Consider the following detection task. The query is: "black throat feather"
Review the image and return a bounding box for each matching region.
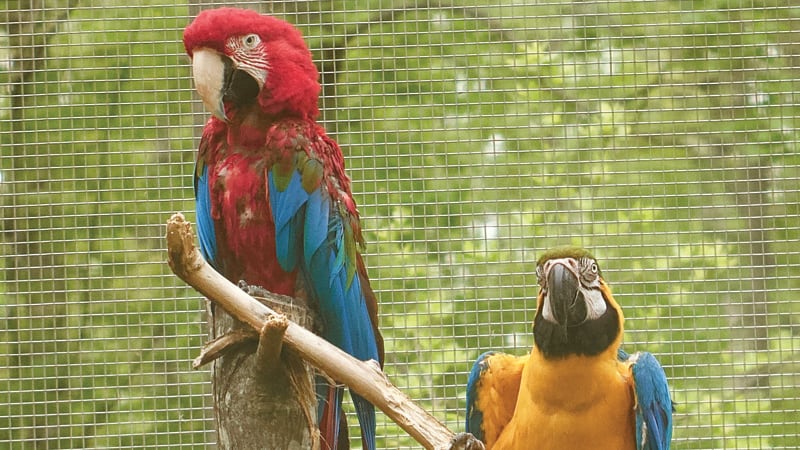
[222,57,260,107]
[533,305,620,359]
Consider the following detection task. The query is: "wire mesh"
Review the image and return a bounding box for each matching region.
[1,1,798,448]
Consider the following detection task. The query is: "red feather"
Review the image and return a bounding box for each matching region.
[185,9,383,449]
[184,7,320,119]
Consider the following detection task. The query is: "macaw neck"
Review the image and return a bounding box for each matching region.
[220,104,298,150]
[532,286,624,359]
[225,121,266,150]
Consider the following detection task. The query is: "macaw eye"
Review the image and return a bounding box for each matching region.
[579,257,598,274]
[243,34,260,49]
[577,257,599,284]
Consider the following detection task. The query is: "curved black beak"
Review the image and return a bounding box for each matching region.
[546,263,587,336]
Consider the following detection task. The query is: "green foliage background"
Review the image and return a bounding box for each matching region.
[2,1,798,448]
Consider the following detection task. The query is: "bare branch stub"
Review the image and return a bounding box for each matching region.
[256,314,290,378]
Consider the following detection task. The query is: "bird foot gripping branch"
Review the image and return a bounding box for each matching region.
[450,432,487,450]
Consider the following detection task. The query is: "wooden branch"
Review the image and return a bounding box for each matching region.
[166,213,483,450]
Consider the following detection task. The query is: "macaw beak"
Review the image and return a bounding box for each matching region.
[544,261,587,337]
[191,48,230,122]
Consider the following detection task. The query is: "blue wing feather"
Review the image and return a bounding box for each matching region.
[330,215,347,278]
[269,160,379,450]
[465,351,495,443]
[268,171,309,272]
[303,188,329,269]
[342,273,379,360]
[194,163,218,266]
[619,349,674,450]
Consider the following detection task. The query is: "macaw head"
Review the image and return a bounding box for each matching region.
[183,8,320,122]
[533,247,624,359]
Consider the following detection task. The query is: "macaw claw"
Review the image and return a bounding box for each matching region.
[449,432,486,450]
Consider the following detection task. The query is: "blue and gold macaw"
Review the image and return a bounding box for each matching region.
[465,247,673,449]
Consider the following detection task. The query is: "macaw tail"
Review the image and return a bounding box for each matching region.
[318,381,344,450]
[353,392,376,450]
[317,381,376,450]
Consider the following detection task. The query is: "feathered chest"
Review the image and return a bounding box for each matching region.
[197,117,360,298]
[210,149,268,226]
[498,353,636,450]
[203,143,295,295]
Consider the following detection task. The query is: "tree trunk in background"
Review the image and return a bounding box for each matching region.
[728,155,772,389]
[4,2,81,447]
[713,6,772,391]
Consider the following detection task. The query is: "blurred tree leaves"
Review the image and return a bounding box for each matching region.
[1,0,798,448]
[308,1,800,448]
[2,1,208,447]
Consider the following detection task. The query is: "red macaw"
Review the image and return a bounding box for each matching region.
[466,247,673,449]
[183,8,384,450]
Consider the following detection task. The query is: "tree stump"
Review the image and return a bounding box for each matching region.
[210,289,319,450]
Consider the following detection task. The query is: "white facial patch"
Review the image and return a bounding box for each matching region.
[582,286,607,320]
[542,291,559,324]
[539,257,608,325]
